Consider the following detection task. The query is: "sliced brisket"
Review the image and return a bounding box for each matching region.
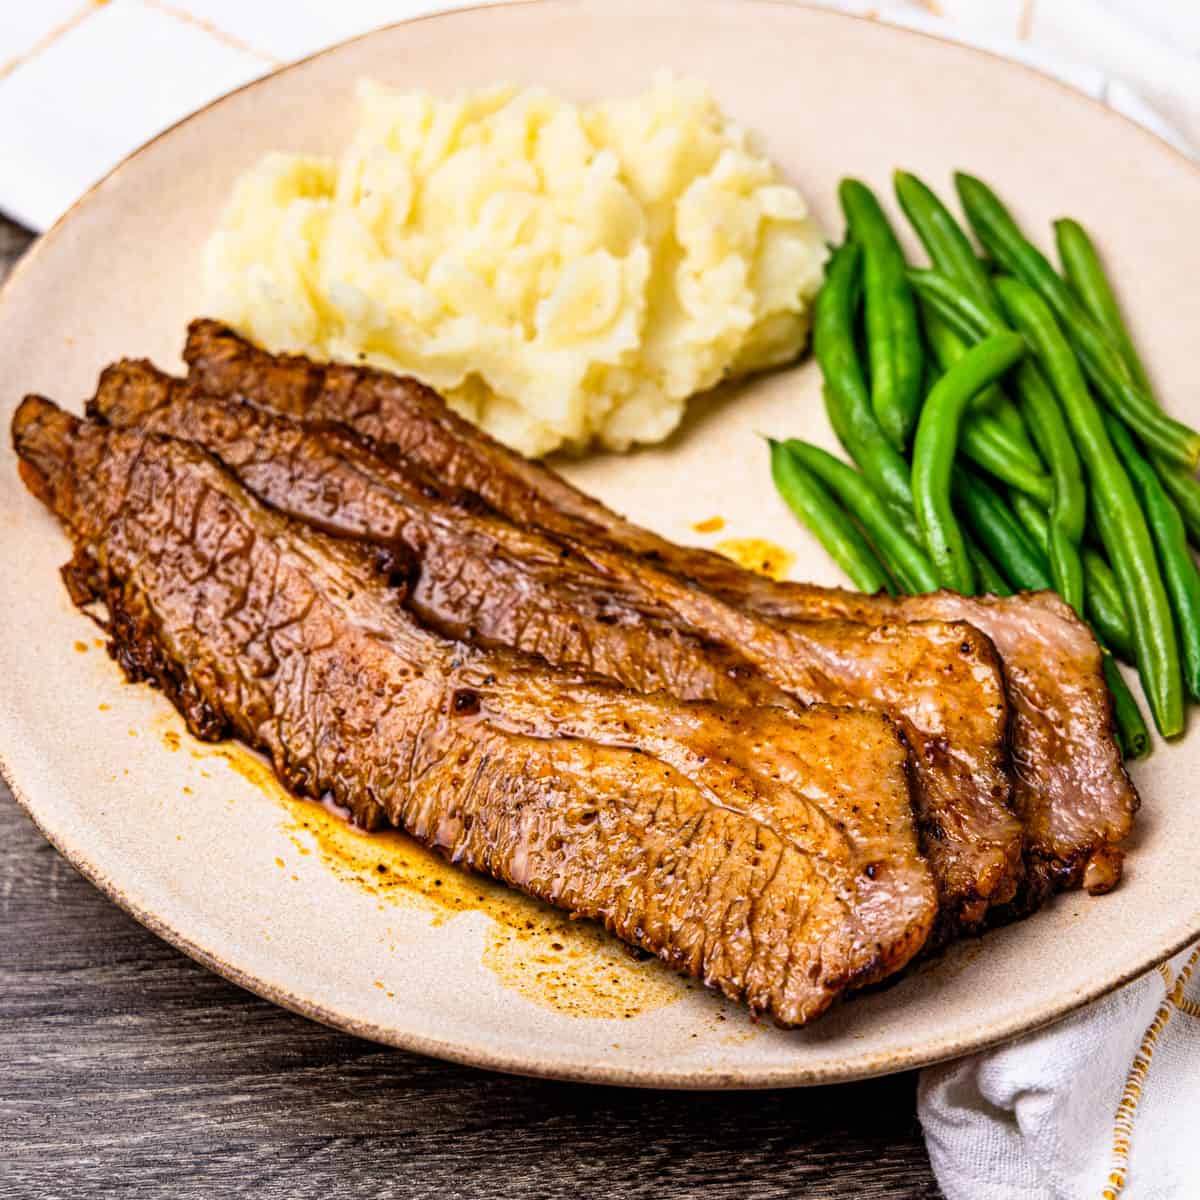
[94,359,1022,934]
[182,319,1136,900]
[13,396,938,1026]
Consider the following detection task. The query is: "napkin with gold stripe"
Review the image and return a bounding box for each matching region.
[921,945,1200,1199]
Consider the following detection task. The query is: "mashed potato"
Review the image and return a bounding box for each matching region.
[205,76,826,457]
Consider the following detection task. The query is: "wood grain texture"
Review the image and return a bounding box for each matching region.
[0,214,940,1200]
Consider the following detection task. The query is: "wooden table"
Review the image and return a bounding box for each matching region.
[0,215,940,1199]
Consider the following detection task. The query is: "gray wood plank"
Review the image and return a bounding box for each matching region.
[0,214,940,1199]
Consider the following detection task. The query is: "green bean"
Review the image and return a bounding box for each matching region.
[909,267,1008,344]
[917,276,1084,506]
[824,376,859,454]
[912,332,1026,592]
[923,309,1039,456]
[993,400,1035,448]
[815,243,916,512]
[1009,492,1131,655]
[961,416,1053,503]
[1106,415,1200,701]
[976,387,1037,451]
[823,386,1017,600]
[953,469,1053,592]
[782,440,940,594]
[822,389,925,552]
[823,372,1022,601]
[894,170,999,310]
[1054,217,1152,395]
[1005,493,1053,550]
[996,274,1183,737]
[1084,549,1135,662]
[1011,359,1087,612]
[1053,217,1200,529]
[1013,362,1085,540]
[1027,493,1083,613]
[769,439,894,594]
[955,173,1200,469]
[1091,563,1136,663]
[922,307,975,376]
[922,308,997,404]
[966,540,1013,596]
[954,173,1079,316]
[1104,655,1151,760]
[818,390,1021,601]
[993,399,1034,448]
[816,389,1016,600]
[839,179,924,449]
[813,242,868,404]
[1064,312,1199,468]
[921,354,940,398]
[1153,453,1200,545]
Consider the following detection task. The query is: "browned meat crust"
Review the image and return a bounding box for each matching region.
[13,396,938,1026]
[182,318,1136,901]
[94,359,1022,936]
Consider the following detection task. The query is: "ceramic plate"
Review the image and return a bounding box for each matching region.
[2,0,1199,1088]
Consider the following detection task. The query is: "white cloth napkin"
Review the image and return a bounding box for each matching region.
[922,945,1200,1200]
[2,3,1198,1198]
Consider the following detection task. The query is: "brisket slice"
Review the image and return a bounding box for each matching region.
[94,360,1021,936]
[90,362,794,711]
[183,318,1136,900]
[13,397,938,1026]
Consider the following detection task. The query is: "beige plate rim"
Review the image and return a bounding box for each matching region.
[2,0,1199,1089]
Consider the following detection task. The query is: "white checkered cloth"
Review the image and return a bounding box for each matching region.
[2,4,1198,1197]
